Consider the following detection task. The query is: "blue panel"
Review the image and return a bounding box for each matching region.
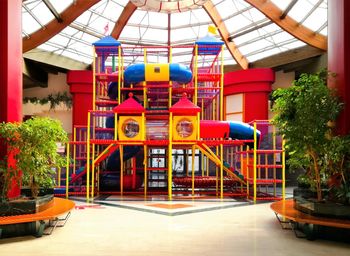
[195,35,224,55]
[93,36,121,46]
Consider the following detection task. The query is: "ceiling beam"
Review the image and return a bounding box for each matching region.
[203,0,249,69]
[224,45,325,72]
[23,0,101,53]
[280,0,298,20]
[23,49,90,71]
[244,0,327,51]
[111,1,137,39]
[42,0,63,23]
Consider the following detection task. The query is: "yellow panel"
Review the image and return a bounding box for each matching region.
[145,63,169,82]
[118,116,143,141]
[173,116,197,141]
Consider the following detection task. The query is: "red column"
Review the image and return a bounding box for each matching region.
[224,68,275,122]
[0,0,23,199]
[67,70,93,129]
[328,0,350,135]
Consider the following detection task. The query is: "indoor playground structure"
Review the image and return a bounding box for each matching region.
[58,34,285,202]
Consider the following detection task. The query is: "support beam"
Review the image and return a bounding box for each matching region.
[24,49,90,70]
[244,0,327,51]
[43,0,63,23]
[111,1,137,39]
[23,0,100,53]
[224,45,325,72]
[203,1,249,69]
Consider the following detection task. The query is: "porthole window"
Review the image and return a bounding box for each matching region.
[176,118,193,138]
[122,119,140,138]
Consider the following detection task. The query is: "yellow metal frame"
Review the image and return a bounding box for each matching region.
[173,116,198,141]
[118,116,144,141]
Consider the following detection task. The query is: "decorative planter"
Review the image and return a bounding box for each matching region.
[0,194,53,217]
[294,188,350,219]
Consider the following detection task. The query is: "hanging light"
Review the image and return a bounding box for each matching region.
[130,0,209,13]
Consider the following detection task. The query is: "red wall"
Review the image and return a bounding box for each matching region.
[224,68,275,123]
[67,70,93,129]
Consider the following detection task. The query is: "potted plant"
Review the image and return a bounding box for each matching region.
[0,117,68,203]
[272,70,350,217]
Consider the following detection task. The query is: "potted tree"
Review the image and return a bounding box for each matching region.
[0,117,68,216]
[272,70,350,218]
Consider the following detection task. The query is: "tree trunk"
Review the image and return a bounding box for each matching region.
[310,150,322,201]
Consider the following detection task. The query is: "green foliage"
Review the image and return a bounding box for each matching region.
[0,117,68,200]
[272,71,350,201]
[23,91,72,110]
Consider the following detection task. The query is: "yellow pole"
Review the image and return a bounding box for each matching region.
[143,48,147,108]
[212,99,216,120]
[282,139,286,200]
[92,47,96,110]
[91,144,95,199]
[120,145,124,196]
[194,44,198,105]
[141,113,145,141]
[253,122,257,203]
[58,167,61,188]
[118,46,121,104]
[201,151,204,177]
[192,145,195,196]
[220,45,224,121]
[169,47,173,108]
[144,145,148,197]
[114,113,118,140]
[86,112,91,202]
[168,112,173,200]
[246,145,250,198]
[65,143,70,199]
[206,156,209,176]
[73,127,77,174]
[220,144,224,199]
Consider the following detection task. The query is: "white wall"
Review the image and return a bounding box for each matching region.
[268,70,295,120]
[23,72,72,135]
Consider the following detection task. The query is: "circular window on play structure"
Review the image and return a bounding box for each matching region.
[176,118,193,138]
[122,119,140,138]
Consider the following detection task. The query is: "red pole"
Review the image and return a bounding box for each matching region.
[328,0,350,135]
[0,0,23,199]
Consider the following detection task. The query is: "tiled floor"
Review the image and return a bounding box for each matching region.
[1,195,350,256]
[91,195,249,216]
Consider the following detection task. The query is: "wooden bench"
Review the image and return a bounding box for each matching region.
[0,197,75,238]
[271,199,350,239]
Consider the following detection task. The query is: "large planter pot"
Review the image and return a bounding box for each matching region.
[0,194,54,238]
[293,188,350,219]
[0,194,53,217]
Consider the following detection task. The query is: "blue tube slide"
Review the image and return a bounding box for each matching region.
[123,63,192,84]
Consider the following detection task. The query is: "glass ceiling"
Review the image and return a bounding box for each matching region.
[22,0,328,66]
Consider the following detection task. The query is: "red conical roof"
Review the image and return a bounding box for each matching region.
[170,93,201,115]
[113,93,145,114]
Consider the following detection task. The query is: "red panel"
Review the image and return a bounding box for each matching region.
[244,93,269,123]
[0,0,22,199]
[200,120,230,138]
[328,0,350,135]
[67,71,93,128]
[224,68,275,88]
